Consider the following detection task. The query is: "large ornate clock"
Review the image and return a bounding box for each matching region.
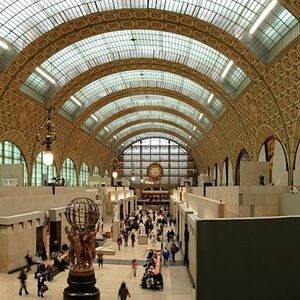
[147,162,164,180]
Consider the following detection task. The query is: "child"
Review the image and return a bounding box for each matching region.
[131,259,137,277]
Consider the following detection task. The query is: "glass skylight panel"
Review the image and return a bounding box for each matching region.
[62,100,78,115]
[0,1,297,63]
[107,122,193,147]
[91,94,210,130]
[24,29,246,97]
[83,117,96,130]
[96,110,200,142]
[71,70,222,118]
[25,72,51,95]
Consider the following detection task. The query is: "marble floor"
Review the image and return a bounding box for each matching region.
[0,227,195,300]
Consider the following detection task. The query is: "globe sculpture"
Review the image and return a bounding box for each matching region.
[63,197,100,300]
[65,197,100,231]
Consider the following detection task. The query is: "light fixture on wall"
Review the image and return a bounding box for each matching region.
[37,109,56,166]
[111,156,119,189]
[112,170,118,179]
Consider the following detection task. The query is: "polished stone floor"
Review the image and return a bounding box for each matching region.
[0,227,195,299]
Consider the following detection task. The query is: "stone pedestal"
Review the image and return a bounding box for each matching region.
[64,269,100,300]
[138,234,148,245]
[112,220,120,242]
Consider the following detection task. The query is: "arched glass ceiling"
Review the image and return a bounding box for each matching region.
[107,123,195,147]
[0,1,297,62]
[24,30,247,97]
[118,132,190,152]
[62,70,224,119]
[97,111,202,141]
[82,95,211,132]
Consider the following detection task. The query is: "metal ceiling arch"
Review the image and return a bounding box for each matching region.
[61,69,224,122]
[92,106,207,144]
[24,29,247,99]
[80,106,228,171]
[105,121,199,147]
[101,119,199,146]
[73,88,218,130]
[0,9,266,98]
[65,105,210,165]
[111,128,193,152]
[53,58,232,111]
[1,1,295,59]
[97,111,202,142]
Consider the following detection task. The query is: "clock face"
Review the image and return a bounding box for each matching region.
[147,163,164,180]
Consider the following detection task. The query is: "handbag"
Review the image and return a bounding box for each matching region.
[40,285,48,293]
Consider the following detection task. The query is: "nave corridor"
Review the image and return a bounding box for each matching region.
[0,224,194,300]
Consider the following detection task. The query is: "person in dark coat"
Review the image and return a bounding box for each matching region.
[36,264,47,297]
[18,268,29,296]
[131,232,136,247]
[170,242,179,262]
[118,281,131,300]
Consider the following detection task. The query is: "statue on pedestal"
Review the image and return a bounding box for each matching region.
[63,197,100,300]
[139,222,145,235]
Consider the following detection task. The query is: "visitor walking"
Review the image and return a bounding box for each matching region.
[131,231,136,247]
[162,247,170,266]
[170,242,179,262]
[24,250,33,273]
[131,259,137,277]
[123,231,129,247]
[118,282,131,300]
[97,251,103,268]
[36,264,47,298]
[18,268,29,296]
[117,235,123,251]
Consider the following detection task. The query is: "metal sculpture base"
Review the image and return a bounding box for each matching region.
[64,269,100,300]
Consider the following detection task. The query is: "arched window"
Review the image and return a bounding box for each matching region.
[79,162,89,186]
[222,157,233,186]
[104,169,109,177]
[0,140,28,185]
[258,137,288,184]
[93,166,100,176]
[235,149,250,185]
[61,158,77,186]
[120,138,195,186]
[32,151,57,186]
[213,163,219,186]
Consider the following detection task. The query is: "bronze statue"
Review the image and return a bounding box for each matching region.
[64,197,101,300]
[64,226,75,265]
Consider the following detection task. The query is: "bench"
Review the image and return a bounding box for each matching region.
[154,250,161,275]
[44,251,68,277]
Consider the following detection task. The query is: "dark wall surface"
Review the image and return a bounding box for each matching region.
[196,217,300,300]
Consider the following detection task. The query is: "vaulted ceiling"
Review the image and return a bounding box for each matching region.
[0,1,300,176]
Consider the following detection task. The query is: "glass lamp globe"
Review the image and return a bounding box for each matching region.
[43,150,54,166]
[112,171,118,179]
[140,178,144,183]
[131,176,136,181]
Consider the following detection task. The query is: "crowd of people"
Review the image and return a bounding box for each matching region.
[17,205,179,298]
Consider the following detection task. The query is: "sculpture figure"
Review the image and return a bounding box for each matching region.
[63,197,101,300]
[139,222,145,235]
[83,224,100,267]
[64,226,75,265]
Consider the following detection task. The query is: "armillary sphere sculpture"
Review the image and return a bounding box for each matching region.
[63,197,100,300]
